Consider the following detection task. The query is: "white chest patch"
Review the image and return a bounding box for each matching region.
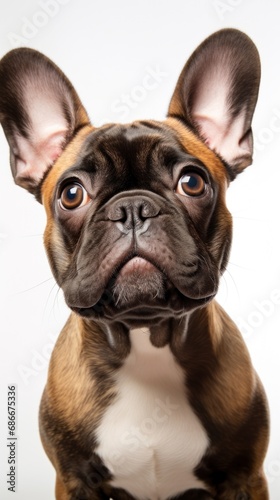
[95,328,209,500]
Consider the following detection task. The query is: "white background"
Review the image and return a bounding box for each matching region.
[0,0,280,498]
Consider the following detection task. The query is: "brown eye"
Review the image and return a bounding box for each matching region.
[59,182,89,210]
[176,172,206,197]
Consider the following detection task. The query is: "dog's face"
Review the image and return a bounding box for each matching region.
[0,29,260,327]
[43,121,230,324]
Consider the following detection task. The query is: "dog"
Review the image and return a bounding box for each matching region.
[0,28,269,500]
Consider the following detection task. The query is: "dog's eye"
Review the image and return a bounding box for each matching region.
[176,172,206,197]
[59,182,90,210]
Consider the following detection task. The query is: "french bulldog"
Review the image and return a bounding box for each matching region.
[0,28,269,500]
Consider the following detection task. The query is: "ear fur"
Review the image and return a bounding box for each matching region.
[0,48,90,195]
[168,29,261,177]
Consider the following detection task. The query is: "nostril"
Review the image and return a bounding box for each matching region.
[140,201,160,220]
[108,205,127,222]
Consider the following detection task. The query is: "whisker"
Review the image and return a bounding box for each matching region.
[13,276,55,296]
[220,267,240,301]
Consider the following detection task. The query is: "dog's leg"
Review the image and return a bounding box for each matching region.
[55,477,105,500]
[215,471,269,500]
[55,477,112,500]
[55,476,69,500]
[245,471,269,500]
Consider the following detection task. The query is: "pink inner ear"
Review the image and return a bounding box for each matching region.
[192,69,230,129]
[191,68,252,166]
[14,128,67,184]
[194,112,251,166]
[14,88,70,184]
[37,129,68,161]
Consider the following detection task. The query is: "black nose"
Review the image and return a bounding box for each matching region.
[107,195,160,233]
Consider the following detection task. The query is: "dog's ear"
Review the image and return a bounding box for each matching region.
[0,48,90,195]
[168,29,261,177]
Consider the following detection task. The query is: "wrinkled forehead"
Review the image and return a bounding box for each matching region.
[41,119,229,207]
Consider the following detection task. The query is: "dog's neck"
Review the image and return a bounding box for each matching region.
[79,302,222,366]
[103,314,189,359]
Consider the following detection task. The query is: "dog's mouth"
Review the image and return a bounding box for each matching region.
[71,254,216,321]
[116,256,159,278]
[72,254,167,315]
[111,255,167,304]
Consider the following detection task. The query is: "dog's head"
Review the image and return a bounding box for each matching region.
[0,29,260,326]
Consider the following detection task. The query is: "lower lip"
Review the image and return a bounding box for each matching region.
[118,257,158,277]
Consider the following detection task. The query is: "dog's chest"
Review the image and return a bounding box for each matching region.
[95,328,209,500]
